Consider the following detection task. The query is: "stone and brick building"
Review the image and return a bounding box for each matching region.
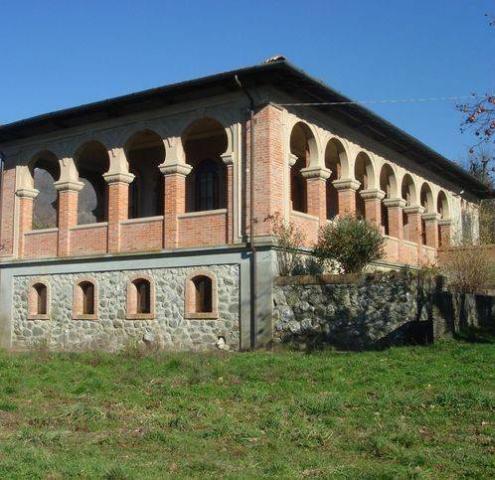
[0,58,491,351]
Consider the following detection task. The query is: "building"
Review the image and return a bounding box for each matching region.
[0,58,491,351]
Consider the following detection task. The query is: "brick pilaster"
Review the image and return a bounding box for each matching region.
[403,206,424,244]
[54,181,84,257]
[422,212,440,248]
[160,163,192,249]
[333,178,360,216]
[15,188,38,258]
[383,198,407,239]
[301,166,331,223]
[360,188,385,227]
[221,153,234,244]
[103,172,134,253]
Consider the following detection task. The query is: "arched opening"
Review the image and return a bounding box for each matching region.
[437,191,450,247]
[379,164,397,236]
[420,183,434,245]
[401,174,417,241]
[354,152,374,219]
[437,191,449,220]
[30,151,60,230]
[185,272,218,319]
[125,130,165,219]
[79,281,95,316]
[34,283,47,315]
[134,279,151,315]
[30,282,48,317]
[75,141,110,225]
[193,275,213,313]
[290,122,317,214]
[325,138,346,219]
[183,118,228,213]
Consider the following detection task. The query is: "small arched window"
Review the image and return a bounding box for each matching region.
[185,273,218,319]
[127,276,155,319]
[81,282,95,315]
[73,279,98,320]
[28,282,50,319]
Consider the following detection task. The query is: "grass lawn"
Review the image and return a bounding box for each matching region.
[0,341,494,479]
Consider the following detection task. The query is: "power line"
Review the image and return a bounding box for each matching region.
[277,95,474,107]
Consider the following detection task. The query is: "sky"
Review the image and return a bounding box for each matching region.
[0,0,493,165]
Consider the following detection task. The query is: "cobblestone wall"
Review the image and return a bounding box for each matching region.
[272,272,495,350]
[12,265,240,352]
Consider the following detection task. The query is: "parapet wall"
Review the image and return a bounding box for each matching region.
[272,272,495,350]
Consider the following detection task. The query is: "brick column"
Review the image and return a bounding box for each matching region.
[221,153,234,244]
[383,198,406,239]
[300,166,331,222]
[332,179,360,216]
[422,212,440,248]
[15,188,39,258]
[54,181,84,257]
[403,206,424,244]
[359,188,385,227]
[160,163,192,249]
[438,219,452,247]
[103,172,134,253]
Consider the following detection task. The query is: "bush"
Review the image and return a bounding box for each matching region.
[441,243,493,292]
[266,213,306,276]
[314,216,384,273]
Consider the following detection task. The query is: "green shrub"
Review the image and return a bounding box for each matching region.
[314,216,384,273]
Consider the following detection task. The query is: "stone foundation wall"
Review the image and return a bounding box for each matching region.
[273,273,495,350]
[12,264,240,352]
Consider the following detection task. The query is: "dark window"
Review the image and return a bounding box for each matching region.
[421,219,427,245]
[194,159,221,211]
[134,279,151,314]
[33,283,47,315]
[193,276,212,313]
[381,203,389,235]
[290,159,307,213]
[80,282,95,315]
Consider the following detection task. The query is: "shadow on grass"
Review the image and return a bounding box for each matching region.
[454,327,495,344]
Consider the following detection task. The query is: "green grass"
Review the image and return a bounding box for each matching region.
[0,341,494,479]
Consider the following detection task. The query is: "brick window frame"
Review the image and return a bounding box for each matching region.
[184,271,218,320]
[27,279,51,320]
[126,274,155,320]
[73,277,98,320]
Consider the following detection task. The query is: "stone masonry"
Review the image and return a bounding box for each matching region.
[12,265,239,352]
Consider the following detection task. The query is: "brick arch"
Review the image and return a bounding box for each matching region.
[379,163,398,199]
[401,173,418,206]
[420,182,434,213]
[27,278,51,320]
[126,273,155,320]
[184,270,218,320]
[73,277,98,320]
[28,150,61,230]
[437,190,450,219]
[181,117,229,213]
[73,140,110,225]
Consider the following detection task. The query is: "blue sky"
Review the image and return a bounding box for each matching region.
[1,0,493,165]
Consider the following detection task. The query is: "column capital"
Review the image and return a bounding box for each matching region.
[54,180,84,192]
[220,152,234,166]
[288,153,298,167]
[360,188,385,200]
[16,188,39,199]
[103,172,135,184]
[300,166,331,180]
[422,212,441,222]
[403,205,425,215]
[159,162,192,177]
[383,197,407,208]
[438,218,452,226]
[332,178,360,191]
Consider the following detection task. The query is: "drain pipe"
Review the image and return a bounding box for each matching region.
[234,75,257,350]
